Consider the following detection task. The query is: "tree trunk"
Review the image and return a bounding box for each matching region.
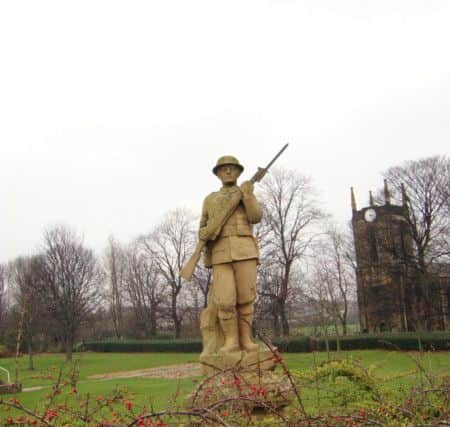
[281,314,290,337]
[27,341,34,370]
[279,300,290,337]
[333,322,341,352]
[272,311,280,337]
[341,319,347,335]
[322,324,330,361]
[174,317,181,339]
[150,304,157,336]
[112,307,121,339]
[171,287,182,338]
[65,339,73,362]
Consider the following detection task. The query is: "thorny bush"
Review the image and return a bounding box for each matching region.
[0,348,449,426]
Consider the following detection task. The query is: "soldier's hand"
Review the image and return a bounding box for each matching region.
[199,227,210,241]
[240,180,254,196]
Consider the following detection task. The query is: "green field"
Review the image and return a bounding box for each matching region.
[0,350,449,424]
[0,353,196,412]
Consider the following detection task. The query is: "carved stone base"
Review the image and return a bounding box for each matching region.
[186,368,294,411]
[194,284,294,412]
[199,345,277,376]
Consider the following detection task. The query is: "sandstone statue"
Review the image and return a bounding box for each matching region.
[200,155,262,354]
[184,146,294,411]
[181,146,288,361]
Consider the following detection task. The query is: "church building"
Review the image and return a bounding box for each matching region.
[351,181,449,332]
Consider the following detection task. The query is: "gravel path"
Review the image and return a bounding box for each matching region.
[88,362,201,380]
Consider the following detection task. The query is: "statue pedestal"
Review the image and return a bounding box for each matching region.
[199,345,276,376]
[188,346,294,412]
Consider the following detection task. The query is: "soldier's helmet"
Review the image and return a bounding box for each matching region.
[212,155,244,175]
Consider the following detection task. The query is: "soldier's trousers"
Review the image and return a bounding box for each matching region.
[211,259,257,310]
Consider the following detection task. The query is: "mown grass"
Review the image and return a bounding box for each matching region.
[0,350,448,420]
[285,350,450,413]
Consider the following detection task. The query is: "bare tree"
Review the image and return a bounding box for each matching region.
[304,263,335,356]
[257,168,324,336]
[38,226,102,361]
[191,265,212,309]
[122,240,165,337]
[307,226,356,337]
[327,226,355,335]
[255,259,283,336]
[182,275,208,337]
[142,209,196,338]
[104,236,126,338]
[8,256,51,369]
[179,257,211,338]
[0,263,7,339]
[381,155,450,272]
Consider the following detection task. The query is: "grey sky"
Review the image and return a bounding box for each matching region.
[1,0,449,263]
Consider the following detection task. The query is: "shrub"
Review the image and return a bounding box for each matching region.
[80,332,449,353]
[316,331,450,352]
[271,336,312,352]
[153,333,176,340]
[81,339,202,353]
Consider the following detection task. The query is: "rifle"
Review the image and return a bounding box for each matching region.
[179,143,289,281]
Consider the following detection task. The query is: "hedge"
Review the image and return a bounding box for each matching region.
[315,332,450,352]
[80,339,202,353]
[80,332,449,353]
[271,336,312,353]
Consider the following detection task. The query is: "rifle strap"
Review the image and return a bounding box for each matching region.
[207,190,242,241]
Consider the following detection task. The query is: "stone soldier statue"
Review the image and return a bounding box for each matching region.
[199,156,262,353]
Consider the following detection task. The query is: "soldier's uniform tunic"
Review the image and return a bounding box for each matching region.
[200,185,262,310]
[198,155,262,354]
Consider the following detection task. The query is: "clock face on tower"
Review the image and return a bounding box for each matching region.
[364,208,377,222]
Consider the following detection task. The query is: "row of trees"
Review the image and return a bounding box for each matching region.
[103,169,334,341]
[381,155,449,274]
[1,228,102,364]
[0,156,448,363]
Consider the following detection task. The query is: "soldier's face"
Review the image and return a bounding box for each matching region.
[216,164,241,185]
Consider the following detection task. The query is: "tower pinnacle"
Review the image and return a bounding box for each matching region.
[384,179,391,205]
[351,187,357,211]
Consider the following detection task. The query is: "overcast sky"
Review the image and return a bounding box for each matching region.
[1,0,449,263]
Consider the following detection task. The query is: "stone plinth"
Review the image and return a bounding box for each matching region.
[187,368,294,411]
[189,344,294,412]
[199,345,276,376]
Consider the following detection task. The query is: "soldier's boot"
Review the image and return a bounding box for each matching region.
[218,308,240,353]
[238,303,259,352]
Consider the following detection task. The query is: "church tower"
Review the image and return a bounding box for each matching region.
[351,181,416,332]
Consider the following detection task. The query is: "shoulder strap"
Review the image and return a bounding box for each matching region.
[207,191,242,240]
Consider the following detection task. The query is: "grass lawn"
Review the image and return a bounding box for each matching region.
[0,352,196,385]
[284,350,450,414]
[0,352,196,411]
[0,350,448,422]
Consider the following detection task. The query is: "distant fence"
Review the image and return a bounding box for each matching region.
[80,331,450,353]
